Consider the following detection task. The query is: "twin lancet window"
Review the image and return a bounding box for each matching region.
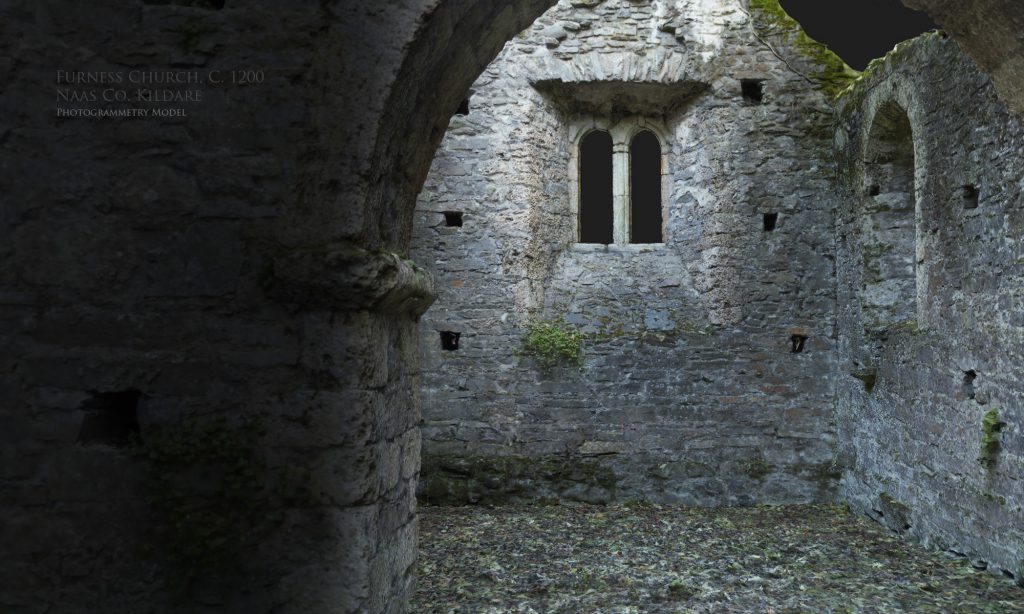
[579,128,663,244]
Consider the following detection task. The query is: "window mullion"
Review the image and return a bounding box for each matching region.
[612,142,630,245]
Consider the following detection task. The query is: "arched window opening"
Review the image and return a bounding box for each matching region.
[861,101,916,337]
[630,130,662,244]
[579,130,614,244]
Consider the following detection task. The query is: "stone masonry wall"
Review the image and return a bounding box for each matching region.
[412,0,846,507]
[835,33,1024,583]
[2,0,566,609]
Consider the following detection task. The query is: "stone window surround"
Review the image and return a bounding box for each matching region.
[857,95,929,333]
[569,116,671,246]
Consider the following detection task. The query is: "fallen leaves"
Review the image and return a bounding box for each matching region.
[412,503,1023,613]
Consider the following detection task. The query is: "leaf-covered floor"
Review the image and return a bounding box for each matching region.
[412,503,1024,613]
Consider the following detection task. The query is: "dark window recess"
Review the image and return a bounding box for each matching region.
[741,79,765,104]
[962,184,979,209]
[77,390,142,446]
[579,130,614,244]
[440,331,461,351]
[630,130,663,243]
[763,212,778,232]
[455,98,470,116]
[443,211,463,227]
[790,334,808,353]
[868,184,881,196]
[962,369,977,400]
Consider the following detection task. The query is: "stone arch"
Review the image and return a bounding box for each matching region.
[854,79,933,351]
[348,9,1024,610]
[152,0,1024,609]
[355,0,561,250]
[858,98,919,337]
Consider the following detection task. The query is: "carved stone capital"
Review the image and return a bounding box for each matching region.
[271,242,436,316]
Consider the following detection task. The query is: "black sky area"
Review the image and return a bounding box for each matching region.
[779,0,938,71]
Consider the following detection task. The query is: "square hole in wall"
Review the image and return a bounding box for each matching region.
[77,390,142,446]
[440,331,461,351]
[868,184,880,196]
[741,79,765,104]
[962,369,977,400]
[442,211,463,227]
[763,212,778,232]
[962,184,979,209]
[790,334,808,353]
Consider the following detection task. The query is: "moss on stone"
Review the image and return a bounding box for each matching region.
[748,0,860,99]
[836,31,942,103]
[420,454,618,505]
[852,368,878,393]
[877,492,913,533]
[794,461,843,488]
[979,408,1004,469]
[675,316,716,336]
[743,458,775,480]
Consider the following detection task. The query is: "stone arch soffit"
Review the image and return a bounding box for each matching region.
[859,87,929,205]
[571,122,615,147]
[901,0,1024,119]
[625,122,669,152]
[363,0,558,249]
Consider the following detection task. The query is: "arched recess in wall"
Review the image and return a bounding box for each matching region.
[630,129,663,244]
[579,129,614,244]
[860,100,917,341]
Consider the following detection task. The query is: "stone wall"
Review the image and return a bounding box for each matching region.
[412,0,847,507]
[2,0,568,609]
[835,33,1024,583]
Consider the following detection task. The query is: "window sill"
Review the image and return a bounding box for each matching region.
[571,243,667,253]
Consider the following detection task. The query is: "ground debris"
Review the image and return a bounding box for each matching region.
[412,503,1023,613]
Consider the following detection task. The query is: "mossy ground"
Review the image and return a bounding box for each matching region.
[413,503,1023,612]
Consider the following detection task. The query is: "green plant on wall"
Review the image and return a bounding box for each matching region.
[521,319,584,372]
[978,408,1005,469]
